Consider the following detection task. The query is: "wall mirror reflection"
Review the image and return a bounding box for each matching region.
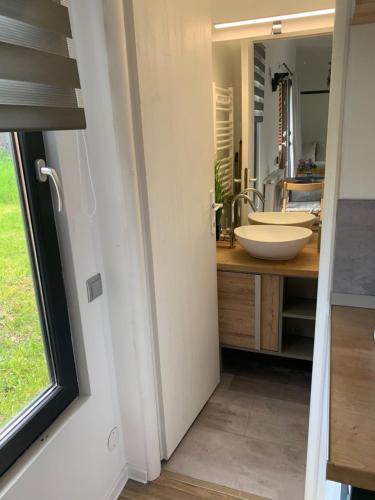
[213,34,332,237]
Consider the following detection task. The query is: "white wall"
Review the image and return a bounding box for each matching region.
[0,14,127,500]
[212,40,242,157]
[297,45,332,90]
[297,45,332,158]
[339,23,375,199]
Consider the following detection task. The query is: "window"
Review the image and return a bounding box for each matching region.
[0,131,78,476]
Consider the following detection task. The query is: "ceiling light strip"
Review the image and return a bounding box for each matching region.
[214,9,335,30]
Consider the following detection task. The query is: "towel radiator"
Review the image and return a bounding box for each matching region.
[213,82,234,196]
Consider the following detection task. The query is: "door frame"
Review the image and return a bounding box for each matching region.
[214,6,352,499]
[212,7,352,499]
[237,5,351,499]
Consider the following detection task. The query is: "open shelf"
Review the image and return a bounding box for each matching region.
[282,335,314,361]
[283,297,316,320]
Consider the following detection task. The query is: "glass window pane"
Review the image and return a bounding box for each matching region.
[0,132,52,432]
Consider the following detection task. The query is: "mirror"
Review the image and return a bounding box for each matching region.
[213,34,332,230]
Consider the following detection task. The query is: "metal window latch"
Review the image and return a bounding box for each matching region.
[35,159,63,212]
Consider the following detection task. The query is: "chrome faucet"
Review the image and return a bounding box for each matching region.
[241,187,265,211]
[230,193,255,247]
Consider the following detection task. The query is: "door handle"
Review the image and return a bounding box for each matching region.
[35,159,63,212]
[244,168,248,204]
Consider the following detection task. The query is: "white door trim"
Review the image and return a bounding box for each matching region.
[304,2,352,499]
[100,0,163,481]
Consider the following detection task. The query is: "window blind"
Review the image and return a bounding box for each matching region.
[0,0,85,131]
[254,43,265,124]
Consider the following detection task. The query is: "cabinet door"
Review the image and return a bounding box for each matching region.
[217,271,257,349]
[261,275,282,352]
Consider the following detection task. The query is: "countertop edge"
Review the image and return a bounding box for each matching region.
[216,233,319,279]
[331,292,375,310]
[216,262,318,279]
[328,306,375,491]
[327,462,375,492]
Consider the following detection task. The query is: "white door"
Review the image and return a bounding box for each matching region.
[132,0,220,458]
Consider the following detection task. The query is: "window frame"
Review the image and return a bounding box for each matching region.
[0,131,78,477]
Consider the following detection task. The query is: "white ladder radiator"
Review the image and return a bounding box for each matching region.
[213,82,234,196]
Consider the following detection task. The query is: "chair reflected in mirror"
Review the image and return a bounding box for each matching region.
[282,180,324,222]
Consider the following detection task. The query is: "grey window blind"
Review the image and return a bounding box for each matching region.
[254,43,265,123]
[0,0,86,131]
[253,44,265,184]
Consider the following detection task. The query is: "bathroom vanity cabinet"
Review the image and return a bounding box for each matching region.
[217,272,282,352]
[216,234,319,361]
[217,271,258,350]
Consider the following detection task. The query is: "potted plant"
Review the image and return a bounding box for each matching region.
[214,159,225,240]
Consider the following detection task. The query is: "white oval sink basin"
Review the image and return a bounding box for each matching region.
[234,225,312,260]
[248,211,316,228]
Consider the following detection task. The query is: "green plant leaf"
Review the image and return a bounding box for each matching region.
[214,159,226,205]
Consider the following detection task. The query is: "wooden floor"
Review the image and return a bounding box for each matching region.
[120,471,268,499]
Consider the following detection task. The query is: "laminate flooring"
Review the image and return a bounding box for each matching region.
[164,353,311,500]
[120,471,268,499]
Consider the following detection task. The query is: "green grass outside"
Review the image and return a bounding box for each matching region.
[0,147,50,429]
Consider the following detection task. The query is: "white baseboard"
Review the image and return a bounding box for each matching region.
[127,464,148,484]
[105,467,129,500]
[104,463,148,499]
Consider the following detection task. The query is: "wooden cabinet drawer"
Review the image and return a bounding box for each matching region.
[217,271,257,349]
[217,271,282,353]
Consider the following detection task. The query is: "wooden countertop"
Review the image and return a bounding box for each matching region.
[328,306,375,490]
[216,233,319,278]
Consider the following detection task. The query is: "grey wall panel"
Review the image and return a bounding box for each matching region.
[332,199,375,296]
